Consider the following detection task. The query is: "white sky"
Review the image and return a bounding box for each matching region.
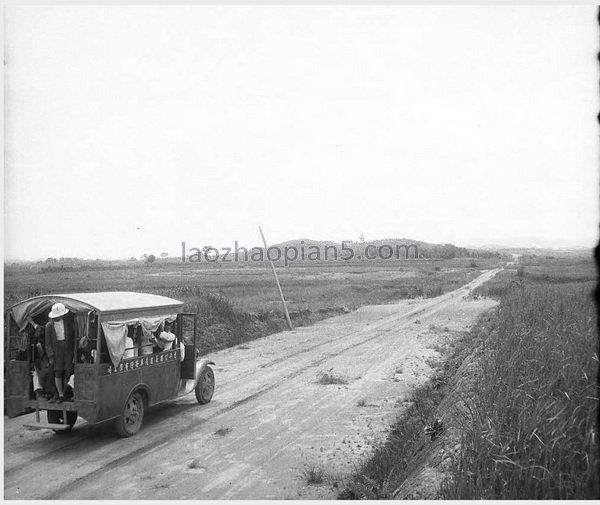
[4,5,599,260]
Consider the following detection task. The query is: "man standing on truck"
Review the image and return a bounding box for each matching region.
[45,303,75,403]
[26,318,56,400]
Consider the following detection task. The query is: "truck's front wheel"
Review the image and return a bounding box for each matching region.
[195,366,215,404]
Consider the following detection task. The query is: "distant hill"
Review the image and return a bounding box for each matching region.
[269,238,501,261]
[271,238,341,249]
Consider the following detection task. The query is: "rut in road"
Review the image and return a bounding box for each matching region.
[4,269,500,500]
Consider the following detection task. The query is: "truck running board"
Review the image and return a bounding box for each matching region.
[23,422,71,431]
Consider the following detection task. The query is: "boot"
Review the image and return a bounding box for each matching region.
[48,393,59,403]
[34,389,44,401]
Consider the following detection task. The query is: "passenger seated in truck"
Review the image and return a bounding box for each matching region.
[157,330,175,351]
[150,322,176,352]
[76,334,94,363]
[123,325,138,359]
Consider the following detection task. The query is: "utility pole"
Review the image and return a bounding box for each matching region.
[259,226,293,330]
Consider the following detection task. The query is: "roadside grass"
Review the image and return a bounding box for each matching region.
[441,277,599,499]
[339,255,598,500]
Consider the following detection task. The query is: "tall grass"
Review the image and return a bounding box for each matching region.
[442,281,599,499]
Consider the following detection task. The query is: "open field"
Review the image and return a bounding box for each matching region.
[4,258,503,311]
[341,253,599,499]
[5,258,502,354]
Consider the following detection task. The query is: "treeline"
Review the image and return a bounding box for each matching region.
[22,241,502,273]
[418,244,500,259]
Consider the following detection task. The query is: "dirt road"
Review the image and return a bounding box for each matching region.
[3,269,500,499]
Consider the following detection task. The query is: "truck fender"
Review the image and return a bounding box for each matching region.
[178,359,215,397]
[194,359,216,385]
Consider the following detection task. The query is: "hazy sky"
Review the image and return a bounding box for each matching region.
[4,6,598,260]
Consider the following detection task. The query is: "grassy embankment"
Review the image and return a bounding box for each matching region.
[4,258,496,355]
[340,255,599,499]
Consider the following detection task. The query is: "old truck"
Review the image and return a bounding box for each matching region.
[4,291,215,437]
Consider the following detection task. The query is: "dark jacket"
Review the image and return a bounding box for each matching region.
[31,325,50,370]
[45,317,75,365]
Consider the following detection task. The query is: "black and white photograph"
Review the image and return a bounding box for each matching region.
[3,4,599,500]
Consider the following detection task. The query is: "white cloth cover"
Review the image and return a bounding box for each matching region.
[101,322,129,367]
[101,314,177,367]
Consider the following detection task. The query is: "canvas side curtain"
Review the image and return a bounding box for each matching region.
[101,314,177,367]
[10,298,94,331]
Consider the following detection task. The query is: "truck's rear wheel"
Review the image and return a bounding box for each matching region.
[47,410,78,432]
[115,391,144,437]
[195,366,215,404]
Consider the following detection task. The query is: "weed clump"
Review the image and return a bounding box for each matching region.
[317,369,348,385]
[301,464,326,485]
